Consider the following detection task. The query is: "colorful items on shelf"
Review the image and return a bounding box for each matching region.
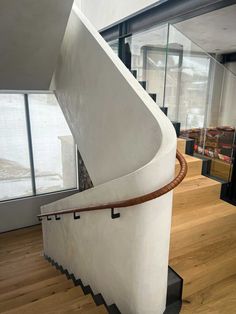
[180,126,235,163]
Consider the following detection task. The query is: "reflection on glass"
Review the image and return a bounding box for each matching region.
[28,94,77,194]
[108,39,119,55]
[166,25,236,182]
[0,94,33,200]
[125,24,169,107]
[166,25,211,127]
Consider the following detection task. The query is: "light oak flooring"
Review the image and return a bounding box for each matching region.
[172,140,236,313]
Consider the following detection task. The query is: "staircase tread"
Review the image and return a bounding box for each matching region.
[63,304,108,314]
[46,295,101,314]
[2,286,84,314]
[170,209,236,260]
[0,279,74,312]
[0,262,52,281]
[175,154,201,164]
[0,267,60,294]
[172,200,236,231]
[0,274,68,303]
[175,175,220,193]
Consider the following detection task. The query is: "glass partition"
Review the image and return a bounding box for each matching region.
[125,24,169,107]
[108,23,236,183]
[165,25,211,126]
[166,25,236,182]
[108,39,119,55]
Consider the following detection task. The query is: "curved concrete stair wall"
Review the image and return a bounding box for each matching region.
[42,3,177,314]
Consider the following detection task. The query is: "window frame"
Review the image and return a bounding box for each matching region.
[0,91,79,203]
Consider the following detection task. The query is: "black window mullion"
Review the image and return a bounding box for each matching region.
[24,94,37,196]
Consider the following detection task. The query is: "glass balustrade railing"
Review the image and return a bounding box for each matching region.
[167,25,236,183]
[110,23,236,184]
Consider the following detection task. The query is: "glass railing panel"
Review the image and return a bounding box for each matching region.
[166,24,236,182]
[108,39,119,55]
[125,24,169,107]
[165,25,211,128]
[205,62,236,182]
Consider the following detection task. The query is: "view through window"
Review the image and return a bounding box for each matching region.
[0,93,77,201]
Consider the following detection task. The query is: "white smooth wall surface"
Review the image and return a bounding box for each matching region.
[0,0,73,90]
[45,5,177,313]
[76,0,162,30]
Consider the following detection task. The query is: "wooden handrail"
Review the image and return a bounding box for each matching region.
[38,150,187,219]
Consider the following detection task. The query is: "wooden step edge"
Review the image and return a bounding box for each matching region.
[1,286,85,314]
[0,279,75,313]
[0,274,69,303]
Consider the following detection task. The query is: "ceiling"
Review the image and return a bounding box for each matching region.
[175,4,236,54]
[0,0,73,90]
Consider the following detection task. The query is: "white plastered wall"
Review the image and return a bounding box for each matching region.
[44,5,177,314]
[76,0,162,30]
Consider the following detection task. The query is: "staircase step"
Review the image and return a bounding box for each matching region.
[0,252,43,267]
[2,286,84,314]
[175,154,202,178]
[0,246,43,262]
[0,260,50,281]
[174,175,221,211]
[0,274,68,303]
[172,200,236,231]
[0,267,60,294]
[46,295,105,313]
[177,138,186,154]
[65,304,108,313]
[170,203,236,260]
[0,278,74,312]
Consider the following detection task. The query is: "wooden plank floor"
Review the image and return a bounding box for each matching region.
[0,226,107,314]
[173,140,236,313]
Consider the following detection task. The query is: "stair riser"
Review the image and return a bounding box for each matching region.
[175,161,202,178]
[174,185,221,212]
[177,141,186,154]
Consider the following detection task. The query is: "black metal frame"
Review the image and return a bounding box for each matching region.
[100,0,236,41]
[24,94,37,195]
[0,93,79,203]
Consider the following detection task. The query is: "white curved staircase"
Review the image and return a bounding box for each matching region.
[41,4,177,314]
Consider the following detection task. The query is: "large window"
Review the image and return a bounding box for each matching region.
[0,95,32,200]
[0,93,77,201]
